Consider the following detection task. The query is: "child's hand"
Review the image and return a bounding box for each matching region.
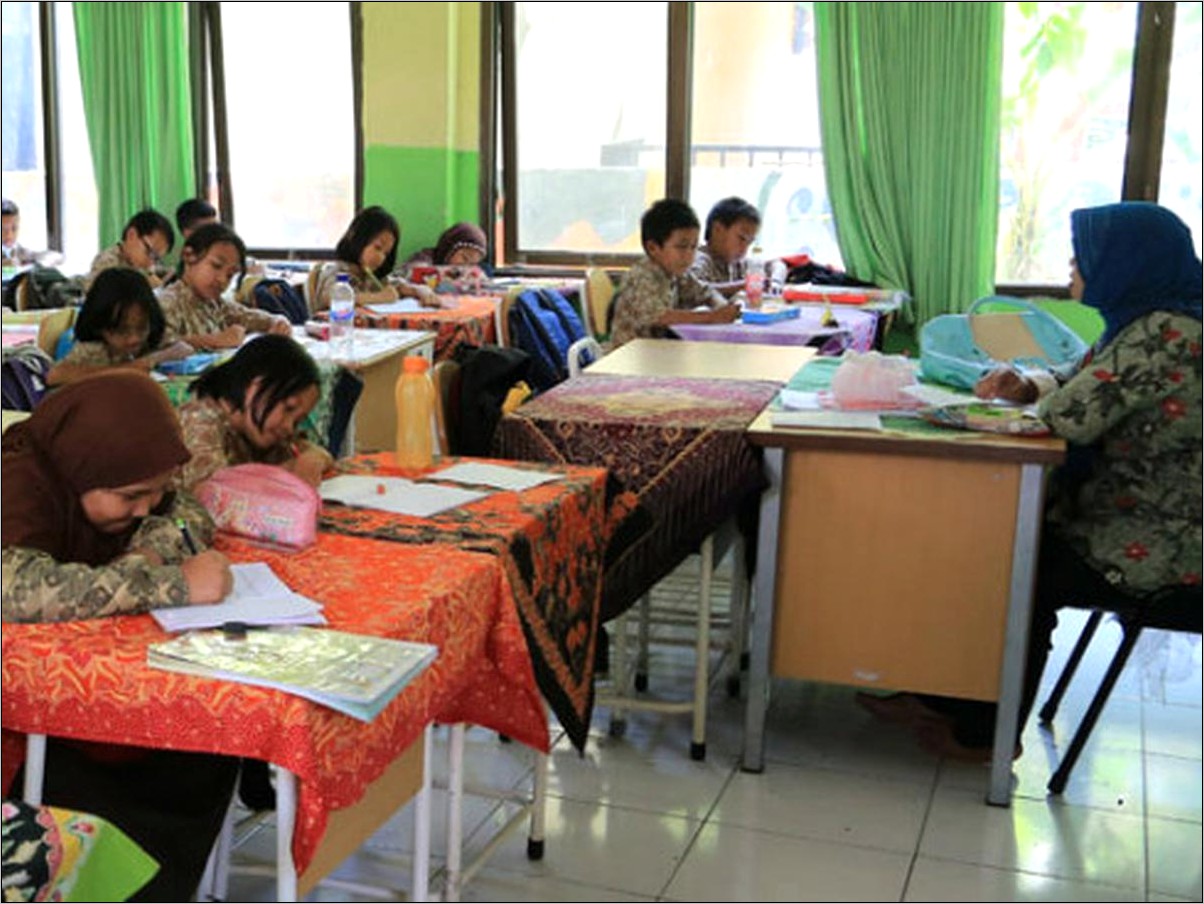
[268,315,293,336]
[209,325,246,348]
[712,303,741,324]
[181,550,233,604]
[414,285,441,308]
[285,447,332,487]
[155,341,195,363]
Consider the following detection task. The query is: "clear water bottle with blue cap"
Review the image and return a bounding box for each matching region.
[330,273,355,359]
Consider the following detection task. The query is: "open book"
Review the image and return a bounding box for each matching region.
[148,627,438,722]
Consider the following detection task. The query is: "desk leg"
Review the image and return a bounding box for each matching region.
[444,724,465,903]
[22,733,47,805]
[988,462,1044,806]
[413,726,433,903]
[742,447,784,772]
[276,768,299,902]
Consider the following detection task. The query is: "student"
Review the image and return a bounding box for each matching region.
[312,206,438,311]
[1,371,239,901]
[175,198,219,241]
[608,198,740,349]
[86,208,174,290]
[46,268,192,386]
[408,221,489,267]
[1,198,37,266]
[859,202,1203,761]
[158,223,291,349]
[690,196,785,298]
[176,333,333,491]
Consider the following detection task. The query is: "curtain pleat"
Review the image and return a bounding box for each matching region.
[74,2,195,246]
[815,2,1004,324]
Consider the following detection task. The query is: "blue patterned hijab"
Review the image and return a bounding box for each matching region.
[1071,202,1202,347]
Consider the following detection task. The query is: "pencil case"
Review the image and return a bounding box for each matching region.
[157,352,221,375]
[194,463,320,550]
[742,305,801,325]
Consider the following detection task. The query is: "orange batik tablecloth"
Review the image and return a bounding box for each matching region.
[353,296,498,362]
[2,537,539,876]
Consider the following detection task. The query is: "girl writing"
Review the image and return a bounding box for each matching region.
[312,206,438,310]
[159,223,292,350]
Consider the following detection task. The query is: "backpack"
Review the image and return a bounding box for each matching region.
[506,288,588,393]
[453,343,532,456]
[2,265,86,311]
[1,345,54,411]
[247,277,309,324]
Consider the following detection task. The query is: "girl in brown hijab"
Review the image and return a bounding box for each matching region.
[2,372,241,901]
[2,371,231,621]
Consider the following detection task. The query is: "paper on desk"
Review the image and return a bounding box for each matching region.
[900,383,978,408]
[770,410,882,431]
[426,462,563,491]
[320,474,488,518]
[778,389,823,411]
[366,299,425,314]
[152,563,326,632]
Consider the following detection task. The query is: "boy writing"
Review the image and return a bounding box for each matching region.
[608,198,740,349]
[86,208,175,290]
[691,196,786,299]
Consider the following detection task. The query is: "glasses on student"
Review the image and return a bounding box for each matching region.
[141,238,163,266]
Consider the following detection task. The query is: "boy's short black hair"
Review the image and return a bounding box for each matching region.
[1,199,18,217]
[123,208,176,252]
[74,267,166,350]
[176,198,218,233]
[640,199,700,249]
[704,196,761,241]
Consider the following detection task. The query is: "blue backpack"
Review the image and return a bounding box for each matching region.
[507,288,588,393]
[248,277,309,324]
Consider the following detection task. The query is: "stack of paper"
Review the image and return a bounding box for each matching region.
[426,462,563,491]
[152,563,325,632]
[148,627,438,722]
[320,474,488,518]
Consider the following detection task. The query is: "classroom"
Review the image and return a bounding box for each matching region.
[1,2,1201,902]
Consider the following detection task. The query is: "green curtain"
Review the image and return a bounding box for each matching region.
[73,2,195,247]
[814,2,1004,325]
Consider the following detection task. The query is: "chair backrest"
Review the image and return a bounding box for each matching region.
[304,265,325,316]
[431,359,462,457]
[567,336,602,378]
[584,267,615,341]
[37,307,77,359]
[499,289,521,347]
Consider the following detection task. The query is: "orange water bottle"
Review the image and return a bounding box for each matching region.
[395,355,435,469]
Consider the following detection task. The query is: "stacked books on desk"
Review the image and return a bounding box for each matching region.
[148,626,438,722]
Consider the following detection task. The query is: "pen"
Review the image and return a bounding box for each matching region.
[177,518,199,555]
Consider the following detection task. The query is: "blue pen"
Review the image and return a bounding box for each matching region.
[177,518,199,555]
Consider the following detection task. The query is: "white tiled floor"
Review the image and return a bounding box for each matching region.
[226,569,1203,903]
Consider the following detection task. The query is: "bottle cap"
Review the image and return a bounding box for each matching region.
[336,273,350,283]
[402,355,430,374]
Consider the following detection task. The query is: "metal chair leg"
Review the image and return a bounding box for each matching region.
[1039,610,1105,723]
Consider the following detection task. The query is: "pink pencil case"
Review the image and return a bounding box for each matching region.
[194,463,320,550]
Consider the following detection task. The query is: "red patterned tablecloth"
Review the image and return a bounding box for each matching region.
[353,296,498,362]
[493,374,780,621]
[322,455,609,752]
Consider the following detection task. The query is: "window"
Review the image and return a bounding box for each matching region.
[1,2,48,251]
[54,2,99,273]
[505,1,667,259]
[689,3,837,265]
[215,2,355,251]
[1159,0,1202,255]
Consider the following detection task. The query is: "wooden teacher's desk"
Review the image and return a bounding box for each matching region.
[741,412,1065,805]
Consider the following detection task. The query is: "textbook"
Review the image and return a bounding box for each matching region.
[147,627,438,722]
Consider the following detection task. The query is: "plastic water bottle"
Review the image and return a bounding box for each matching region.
[744,247,765,309]
[329,273,356,359]
[395,355,435,469]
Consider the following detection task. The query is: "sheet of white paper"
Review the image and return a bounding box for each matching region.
[426,462,563,491]
[770,410,882,431]
[778,389,823,411]
[900,383,978,408]
[320,474,488,518]
[152,563,326,632]
[366,299,425,314]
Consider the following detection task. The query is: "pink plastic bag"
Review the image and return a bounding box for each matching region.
[194,463,319,550]
[828,352,919,410]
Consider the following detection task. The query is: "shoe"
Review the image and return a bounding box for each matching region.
[914,719,1023,764]
[855,691,951,728]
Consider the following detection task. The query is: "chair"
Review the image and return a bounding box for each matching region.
[566,336,601,378]
[36,307,76,359]
[583,268,615,342]
[1038,584,1202,793]
[303,264,326,316]
[431,359,462,456]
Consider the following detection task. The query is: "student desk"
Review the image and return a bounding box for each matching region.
[741,411,1065,805]
[584,337,815,383]
[670,304,878,355]
[351,296,498,363]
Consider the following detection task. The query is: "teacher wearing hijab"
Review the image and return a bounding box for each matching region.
[858,202,1202,762]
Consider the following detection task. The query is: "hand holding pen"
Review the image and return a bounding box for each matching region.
[177,518,234,604]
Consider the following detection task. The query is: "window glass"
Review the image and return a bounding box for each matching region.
[219,2,353,250]
[997,2,1138,285]
[512,1,667,256]
[1,2,48,252]
[55,2,100,274]
[689,2,838,266]
[1159,1,1202,255]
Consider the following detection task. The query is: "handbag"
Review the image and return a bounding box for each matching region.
[919,296,1089,390]
[194,463,320,550]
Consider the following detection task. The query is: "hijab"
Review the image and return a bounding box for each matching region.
[433,222,488,265]
[1071,202,1203,347]
[2,372,191,566]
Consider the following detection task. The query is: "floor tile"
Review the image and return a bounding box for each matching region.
[460,867,654,902]
[1148,818,1203,900]
[1144,703,1204,760]
[666,821,911,902]
[904,856,1146,901]
[1145,753,1202,823]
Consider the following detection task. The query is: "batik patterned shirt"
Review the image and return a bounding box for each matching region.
[608,257,725,349]
[158,279,279,346]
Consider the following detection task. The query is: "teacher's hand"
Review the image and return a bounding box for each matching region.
[975,367,1038,404]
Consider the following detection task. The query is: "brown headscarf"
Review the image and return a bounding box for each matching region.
[2,372,191,566]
